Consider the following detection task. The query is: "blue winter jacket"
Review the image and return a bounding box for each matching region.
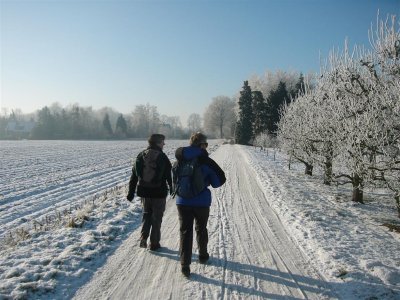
[174,146,226,207]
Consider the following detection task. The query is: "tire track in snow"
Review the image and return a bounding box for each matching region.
[237,145,335,298]
[233,152,307,297]
[223,145,297,298]
[214,164,229,299]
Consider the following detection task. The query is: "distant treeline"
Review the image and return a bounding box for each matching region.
[0,104,191,140]
[1,70,307,141]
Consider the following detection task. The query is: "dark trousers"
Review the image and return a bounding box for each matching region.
[141,197,166,246]
[177,205,210,266]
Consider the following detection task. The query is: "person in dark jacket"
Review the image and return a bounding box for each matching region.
[174,132,226,277]
[127,134,172,251]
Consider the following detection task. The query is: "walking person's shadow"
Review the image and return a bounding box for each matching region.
[149,248,390,300]
[148,246,180,261]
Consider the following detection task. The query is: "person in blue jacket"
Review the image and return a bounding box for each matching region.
[174,132,226,277]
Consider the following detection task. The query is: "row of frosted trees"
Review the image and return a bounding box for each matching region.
[277,16,400,216]
[2,103,189,140]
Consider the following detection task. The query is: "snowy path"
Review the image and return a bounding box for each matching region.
[73,145,334,299]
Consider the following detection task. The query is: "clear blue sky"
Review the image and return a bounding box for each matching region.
[1,0,399,124]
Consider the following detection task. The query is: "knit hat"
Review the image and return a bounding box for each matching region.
[148,133,165,145]
[189,132,207,147]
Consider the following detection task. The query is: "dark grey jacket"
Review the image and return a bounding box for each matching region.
[128,145,172,199]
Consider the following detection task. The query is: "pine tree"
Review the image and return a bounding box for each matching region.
[115,114,128,137]
[31,106,55,139]
[71,105,83,139]
[292,73,305,98]
[252,91,268,136]
[267,81,289,135]
[102,113,113,136]
[235,81,253,144]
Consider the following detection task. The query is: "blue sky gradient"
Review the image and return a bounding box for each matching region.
[1,0,399,124]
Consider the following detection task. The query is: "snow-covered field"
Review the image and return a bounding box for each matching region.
[0,139,219,240]
[0,141,399,299]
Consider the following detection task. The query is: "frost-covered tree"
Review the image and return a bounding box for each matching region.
[278,13,400,208]
[159,115,183,138]
[364,15,400,215]
[203,96,235,138]
[130,104,160,138]
[372,79,400,216]
[253,132,278,149]
[325,32,399,204]
[187,113,202,133]
[278,90,317,176]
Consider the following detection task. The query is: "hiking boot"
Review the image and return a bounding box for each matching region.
[181,265,190,278]
[199,253,210,264]
[149,243,161,251]
[139,239,147,248]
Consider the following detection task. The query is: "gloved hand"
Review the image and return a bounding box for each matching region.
[127,193,134,202]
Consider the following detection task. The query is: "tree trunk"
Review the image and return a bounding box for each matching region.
[352,187,364,204]
[395,194,400,219]
[324,143,333,185]
[220,124,223,139]
[352,174,364,204]
[369,151,377,179]
[324,155,333,185]
[305,163,313,176]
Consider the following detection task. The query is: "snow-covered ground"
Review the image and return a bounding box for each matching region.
[246,146,400,299]
[0,142,399,299]
[0,140,192,239]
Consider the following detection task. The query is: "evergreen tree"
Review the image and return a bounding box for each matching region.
[61,109,72,139]
[115,114,128,137]
[71,105,83,138]
[252,91,269,136]
[292,73,305,98]
[52,111,64,139]
[267,81,289,135]
[102,113,113,136]
[31,106,55,139]
[235,81,253,144]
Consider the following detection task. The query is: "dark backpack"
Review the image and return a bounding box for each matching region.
[135,149,163,188]
[172,157,206,198]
